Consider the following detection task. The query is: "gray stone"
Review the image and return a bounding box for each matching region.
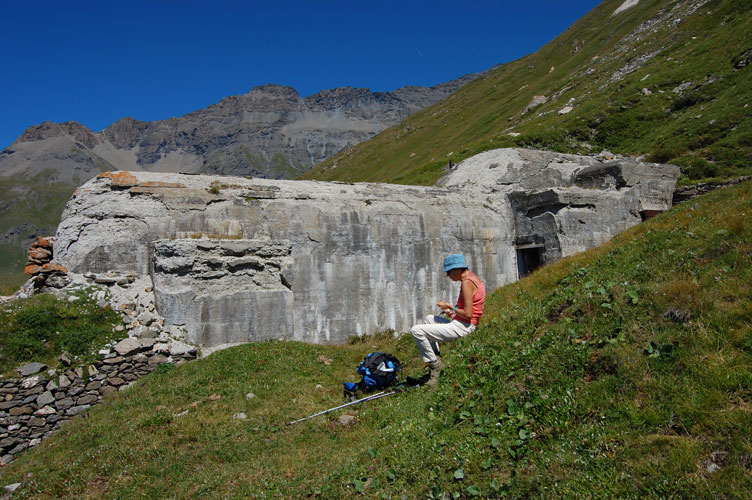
[55,398,74,411]
[4,483,21,493]
[0,437,22,449]
[148,354,169,365]
[28,416,46,427]
[107,377,125,387]
[85,381,102,391]
[22,394,39,405]
[8,407,32,417]
[139,329,158,339]
[17,363,47,377]
[138,338,156,350]
[36,391,56,408]
[21,375,45,389]
[100,386,118,396]
[66,405,90,417]
[114,338,145,357]
[46,415,63,425]
[94,276,117,285]
[34,406,56,416]
[336,414,358,427]
[8,442,28,455]
[136,311,155,326]
[164,341,196,357]
[25,385,44,396]
[77,394,99,405]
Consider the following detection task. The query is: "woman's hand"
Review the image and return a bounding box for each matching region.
[436,300,451,310]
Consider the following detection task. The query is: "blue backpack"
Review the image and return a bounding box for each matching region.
[343,352,402,397]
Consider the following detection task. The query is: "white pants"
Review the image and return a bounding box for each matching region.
[410,314,476,363]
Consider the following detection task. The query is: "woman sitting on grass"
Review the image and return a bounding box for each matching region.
[410,254,485,389]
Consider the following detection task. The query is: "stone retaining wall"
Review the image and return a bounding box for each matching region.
[0,341,196,465]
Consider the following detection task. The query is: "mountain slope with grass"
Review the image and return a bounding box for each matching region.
[301,0,752,186]
[1,177,749,497]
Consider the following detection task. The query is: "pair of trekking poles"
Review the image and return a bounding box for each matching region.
[285,389,398,426]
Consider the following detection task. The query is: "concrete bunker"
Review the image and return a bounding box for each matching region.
[53,148,680,348]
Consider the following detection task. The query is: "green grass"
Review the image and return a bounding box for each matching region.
[0,170,76,292]
[0,292,122,375]
[0,180,749,498]
[301,0,752,186]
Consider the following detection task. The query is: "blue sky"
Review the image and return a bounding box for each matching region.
[0,0,602,150]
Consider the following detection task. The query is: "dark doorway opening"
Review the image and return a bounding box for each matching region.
[516,245,543,279]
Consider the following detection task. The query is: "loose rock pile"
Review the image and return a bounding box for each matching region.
[22,237,69,291]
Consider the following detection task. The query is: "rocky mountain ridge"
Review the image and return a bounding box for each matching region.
[2,77,479,183]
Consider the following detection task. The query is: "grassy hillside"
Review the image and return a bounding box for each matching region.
[301,0,752,186]
[0,172,75,294]
[1,178,749,498]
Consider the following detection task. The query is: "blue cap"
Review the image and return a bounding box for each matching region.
[443,254,467,272]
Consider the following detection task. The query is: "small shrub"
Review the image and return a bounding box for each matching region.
[674,157,719,180]
[647,147,681,164]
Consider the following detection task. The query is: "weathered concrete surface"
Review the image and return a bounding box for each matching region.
[53,148,679,347]
[151,239,296,345]
[440,149,678,260]
[56,169,513,344]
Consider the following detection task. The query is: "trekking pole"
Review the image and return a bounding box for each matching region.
[286,390,397,426]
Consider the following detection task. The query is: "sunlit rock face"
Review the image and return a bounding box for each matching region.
[54,148,679,347]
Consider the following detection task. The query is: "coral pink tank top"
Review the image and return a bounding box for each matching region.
[454,271,486,325]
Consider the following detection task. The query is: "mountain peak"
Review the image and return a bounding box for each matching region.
[245,83,301,99]
[15,121,97,149]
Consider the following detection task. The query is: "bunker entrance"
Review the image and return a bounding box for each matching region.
[516,244,544,279]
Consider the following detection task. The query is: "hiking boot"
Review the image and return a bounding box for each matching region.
[426,359,444,390]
